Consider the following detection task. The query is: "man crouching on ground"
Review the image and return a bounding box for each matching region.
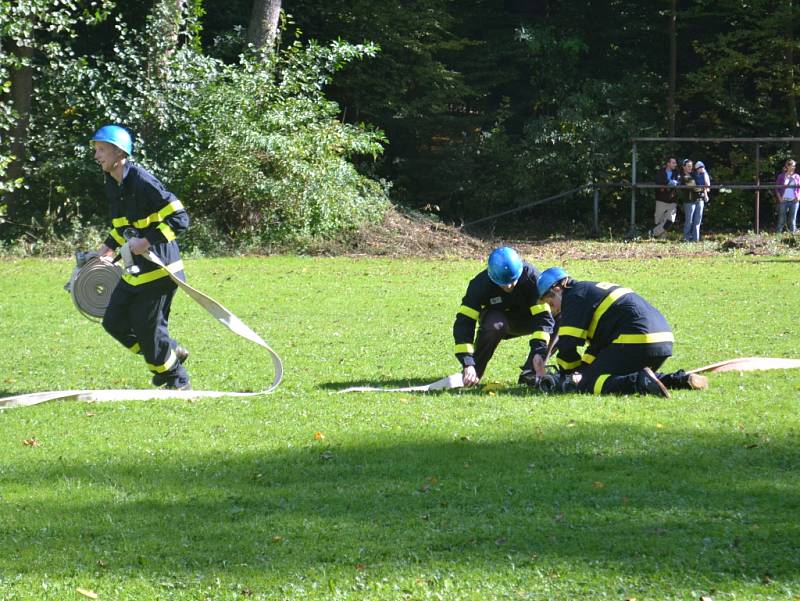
[454,247,555,387]
[535,267,708,397]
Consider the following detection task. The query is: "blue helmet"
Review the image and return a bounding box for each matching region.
[537,266,569,298]
[90,124,133,156]
[487,246,524,286]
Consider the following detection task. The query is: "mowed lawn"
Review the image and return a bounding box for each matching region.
[0,254,798,600]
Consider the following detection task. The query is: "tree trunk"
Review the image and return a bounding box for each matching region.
[786,0,800,157]
[149,0,187,73]
[668,0,677,138]
[247,0,281,52]
[143,0,188,141]
[6,40,34,218]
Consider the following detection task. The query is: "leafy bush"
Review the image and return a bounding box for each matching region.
[2,2,389,252]
[175,41,390,248]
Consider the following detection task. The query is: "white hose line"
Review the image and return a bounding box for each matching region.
[338,357,800,393]
[689,356,800,373]
[0,249,283,410]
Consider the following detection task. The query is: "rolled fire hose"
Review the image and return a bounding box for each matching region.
[0,247,283,409]
[338,357,800,393]
[67,253,122,321]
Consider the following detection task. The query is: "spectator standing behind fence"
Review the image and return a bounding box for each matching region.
[677,159,702,243]
[649,157,679,238]
[775,159,800,234]
[683,160,710,242]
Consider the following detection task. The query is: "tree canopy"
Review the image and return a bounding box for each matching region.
[1,0,798,248]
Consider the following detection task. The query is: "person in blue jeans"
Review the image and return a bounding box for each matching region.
[684,160,710,242]
[678,159,701,242]
[775,159,800,233]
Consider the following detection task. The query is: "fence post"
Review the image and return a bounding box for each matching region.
[755,142,761,234]
[629,141,638,235]
[593,187,599,235]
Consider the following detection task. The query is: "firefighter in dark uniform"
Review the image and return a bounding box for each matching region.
[536,267,708,397]
[91,125,191,390]
[454,247,555,386]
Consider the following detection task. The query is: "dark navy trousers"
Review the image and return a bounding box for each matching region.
[577,345,668,395]
[102,281,189,387]
[474,309,541,378]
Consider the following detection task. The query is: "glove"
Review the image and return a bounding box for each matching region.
[75,250,100,268]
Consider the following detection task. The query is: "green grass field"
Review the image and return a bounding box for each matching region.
[1,254,799,600]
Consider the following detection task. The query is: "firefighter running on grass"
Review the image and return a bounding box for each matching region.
[453,247,555,387]
[91,124,191,390]
[535,267,708,397]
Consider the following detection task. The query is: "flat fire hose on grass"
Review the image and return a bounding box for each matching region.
[338,357,800,393]
[0,247,283,410]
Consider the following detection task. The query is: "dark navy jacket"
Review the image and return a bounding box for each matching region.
[453,262,555,367]
[553,280,673,372]
[102,162,189,289]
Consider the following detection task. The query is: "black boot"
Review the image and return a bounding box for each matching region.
[659,369,708,390]
[175,345,189,364]
[635,367,671,398]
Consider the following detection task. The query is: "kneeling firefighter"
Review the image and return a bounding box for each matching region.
[534,267,708,398]
[453,247,555,386]
[90,124,191,390]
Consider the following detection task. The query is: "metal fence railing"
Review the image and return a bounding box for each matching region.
[461,181,798,237]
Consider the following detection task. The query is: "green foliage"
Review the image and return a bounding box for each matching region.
[2,1,389,249]
[5,0,800,242]
[274,0,474,208]
[0,0,114,196]
[241,1,800,231]
[1,255,800,599]
[175,41,390,247]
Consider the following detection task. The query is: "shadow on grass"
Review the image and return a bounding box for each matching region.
[750,257,800,263]
[3,423,799,585]
[320,379,548,398]
[319,376,459,391]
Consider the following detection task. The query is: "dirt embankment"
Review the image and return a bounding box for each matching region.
[310,206,799,261]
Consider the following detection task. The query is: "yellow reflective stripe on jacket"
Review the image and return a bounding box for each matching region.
[594,374,611,394]
[559,325,588,340]
[530,303,551,316]
[557,356,582,370]
[582,352,596,365]
[147,349,177,373]
[530,331,550,343]
[455,343,475,354]
[110,228,125,245]
[612,332,674,344]
[128,342,141,354]
[131,200,184,229]
[587,287,632,339]
[458,305,480,321]
[157,222,176,241]
[122,259,184,286]
[112,216,130,228]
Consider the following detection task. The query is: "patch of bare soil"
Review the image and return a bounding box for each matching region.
[311,207,490,258]
[308,206,800,260]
